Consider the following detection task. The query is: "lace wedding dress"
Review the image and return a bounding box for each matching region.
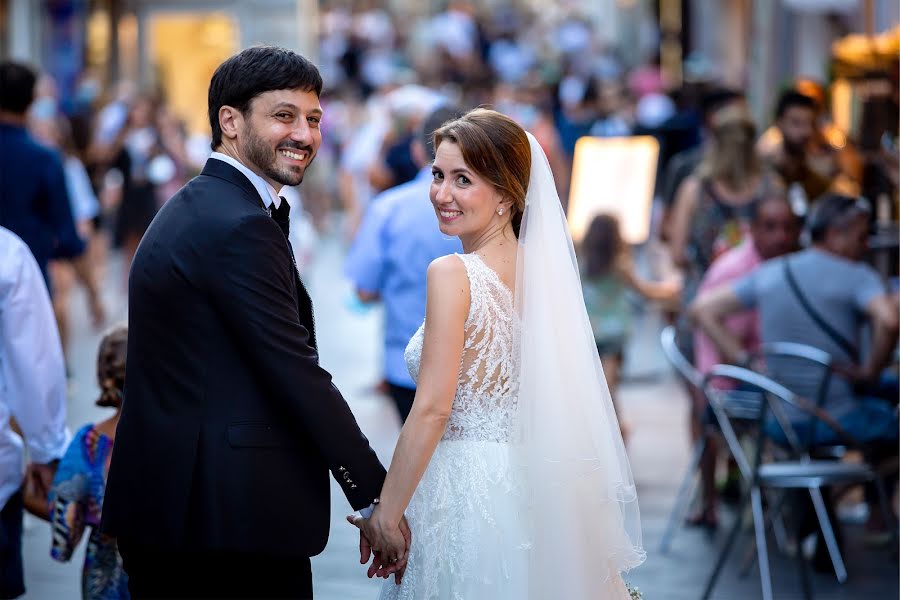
[379,253,631,600]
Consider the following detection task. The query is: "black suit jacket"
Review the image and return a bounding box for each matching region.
[102,158,386,558]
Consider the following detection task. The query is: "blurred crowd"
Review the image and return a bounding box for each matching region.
[0,1,898,597]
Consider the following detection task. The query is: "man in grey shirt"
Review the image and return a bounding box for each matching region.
[693,194,898,536]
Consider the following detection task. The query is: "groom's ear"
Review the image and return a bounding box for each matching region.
[219,105,244,143]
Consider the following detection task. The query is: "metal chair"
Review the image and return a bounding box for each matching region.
[658,326,759,554]
[757,342,846,461]
[749,343,850,581]
[700,365,896,600]
[658,326,705,554]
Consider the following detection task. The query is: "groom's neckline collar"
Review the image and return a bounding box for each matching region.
[209,152,282,209]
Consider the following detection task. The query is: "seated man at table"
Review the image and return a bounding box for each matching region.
[692,194,899,539]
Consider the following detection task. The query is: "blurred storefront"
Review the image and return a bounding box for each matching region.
[101,0,319,135]
[688,0,898,124]
[0,0,318,134]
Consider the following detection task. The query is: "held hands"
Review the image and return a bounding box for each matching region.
[346,509,411,585]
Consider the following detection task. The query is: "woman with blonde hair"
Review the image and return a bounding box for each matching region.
[349,108,644,598]
[669,104,781,284]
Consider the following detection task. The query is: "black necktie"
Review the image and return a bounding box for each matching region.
[272,197,290,239]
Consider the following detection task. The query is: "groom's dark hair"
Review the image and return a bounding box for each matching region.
[208,45,323,150]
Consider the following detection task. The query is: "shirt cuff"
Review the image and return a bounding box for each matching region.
[359,502,377,519]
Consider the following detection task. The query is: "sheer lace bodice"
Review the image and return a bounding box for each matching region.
[404,253,519,442]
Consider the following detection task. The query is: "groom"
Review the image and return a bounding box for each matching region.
[103,46,393,598]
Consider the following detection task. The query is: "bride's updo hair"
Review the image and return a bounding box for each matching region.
[433,108,531,237]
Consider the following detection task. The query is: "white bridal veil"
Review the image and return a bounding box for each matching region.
[516,132,646,597]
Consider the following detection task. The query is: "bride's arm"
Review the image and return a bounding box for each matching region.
[371,255,469,530]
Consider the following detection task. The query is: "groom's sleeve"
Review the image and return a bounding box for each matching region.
[209,214,386,509]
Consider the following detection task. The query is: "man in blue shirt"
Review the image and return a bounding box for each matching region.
[0,62,84,291]
[345,106,462,422]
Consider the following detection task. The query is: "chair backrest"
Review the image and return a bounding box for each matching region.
[759,342,832,370]
[758,342,835,449]
[703,365,806,483]
[660,326,704,390]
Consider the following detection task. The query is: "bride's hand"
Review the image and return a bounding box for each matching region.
[393,516,411,584]
[346,512,410,582]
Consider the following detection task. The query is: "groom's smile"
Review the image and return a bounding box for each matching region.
[241,88,322,189]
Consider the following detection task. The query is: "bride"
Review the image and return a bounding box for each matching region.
[349,108,645,599]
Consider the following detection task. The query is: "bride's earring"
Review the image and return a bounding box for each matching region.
[497,207,504,216]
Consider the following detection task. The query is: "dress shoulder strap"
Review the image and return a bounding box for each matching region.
[453,253,513,329]
[454,254,485,326]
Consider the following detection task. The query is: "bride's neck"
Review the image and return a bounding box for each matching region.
[461,224,515,255]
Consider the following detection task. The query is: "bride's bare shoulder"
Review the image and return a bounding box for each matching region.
[427,254,468,284]
[425,255,471,317]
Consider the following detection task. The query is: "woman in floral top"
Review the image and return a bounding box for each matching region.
[49,325,129,599]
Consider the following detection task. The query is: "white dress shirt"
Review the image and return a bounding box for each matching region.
[0,227,70,509]
[209,152,282,209]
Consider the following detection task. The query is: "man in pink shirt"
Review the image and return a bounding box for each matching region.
[695,193,801,373]
[687,192,800,527]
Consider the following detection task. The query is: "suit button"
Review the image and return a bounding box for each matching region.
[351,484,357,489]
[338,466,346,472]
[343,472,351,481]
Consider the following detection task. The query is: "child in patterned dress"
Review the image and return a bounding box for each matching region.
[49,325,129,599]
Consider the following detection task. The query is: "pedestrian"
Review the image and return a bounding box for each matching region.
[345,105,463,422]
[0,226,70,599]
[107,95,163,277]
[580,213,680,442]
[668,103,781,301]
[29,112,107,354]
[659,88,745,241]
[0,61,85,293]
[49,325,130,600]
[102,46,395,599]
[760,89,831,206]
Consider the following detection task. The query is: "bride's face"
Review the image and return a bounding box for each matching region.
[430,141,508,239]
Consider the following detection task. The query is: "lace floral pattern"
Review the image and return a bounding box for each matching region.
[379,441,528,600]
[404,253,519,442]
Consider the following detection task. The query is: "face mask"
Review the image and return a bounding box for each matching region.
[29,96,58,120]
[76,79,100,104]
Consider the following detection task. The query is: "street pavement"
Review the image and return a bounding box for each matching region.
[20,234,897,599]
